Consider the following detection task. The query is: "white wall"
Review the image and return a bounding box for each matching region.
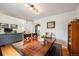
[33,11,75,43]
[75,6,79,19]
[0,12,34,34]
[0,13,26,33]
[25,21,33,33]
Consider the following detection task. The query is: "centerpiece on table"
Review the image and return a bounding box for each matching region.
[41,35,47,45]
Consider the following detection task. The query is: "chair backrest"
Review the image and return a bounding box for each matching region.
[32,33,37,37]
[24,34,31,39]
[32,33,38,40]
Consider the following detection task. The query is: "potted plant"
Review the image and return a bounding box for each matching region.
[41,35,47,44]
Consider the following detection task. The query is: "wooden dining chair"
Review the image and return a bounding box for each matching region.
[32,33,38,41]
[24,34,31,44]
[45,43,62,56]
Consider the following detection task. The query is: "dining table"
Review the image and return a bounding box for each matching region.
[21,38,56,56]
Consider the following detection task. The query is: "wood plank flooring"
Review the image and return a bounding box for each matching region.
[55,39,69,56]
[1,45,21,56]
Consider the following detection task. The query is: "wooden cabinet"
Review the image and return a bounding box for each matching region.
[68,19,79,55]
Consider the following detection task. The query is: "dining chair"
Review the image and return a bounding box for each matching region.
[45,43,62,56]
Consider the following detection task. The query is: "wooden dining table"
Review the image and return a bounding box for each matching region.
[21,38,56,56]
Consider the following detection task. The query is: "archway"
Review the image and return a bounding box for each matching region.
[35,24,40,33]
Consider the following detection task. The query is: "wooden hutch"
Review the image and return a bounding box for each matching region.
[68,18,79,55]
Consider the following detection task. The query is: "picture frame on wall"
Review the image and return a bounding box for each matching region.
[10,24,18,29]
[47,21,55,28]
[0,23,9,28]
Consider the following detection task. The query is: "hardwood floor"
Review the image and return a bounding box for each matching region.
[55,39,69,56]
[1,45,21,56]
[62,48,69,56]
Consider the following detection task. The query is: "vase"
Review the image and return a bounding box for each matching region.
[43,39,47,45]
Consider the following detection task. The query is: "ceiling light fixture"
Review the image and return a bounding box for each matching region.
[24,4,39,14]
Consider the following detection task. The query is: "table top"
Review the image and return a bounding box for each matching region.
[21,39,55,56]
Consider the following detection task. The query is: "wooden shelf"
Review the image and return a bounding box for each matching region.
[68,20,79,55]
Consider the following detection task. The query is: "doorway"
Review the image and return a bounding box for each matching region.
[35,24,40,33]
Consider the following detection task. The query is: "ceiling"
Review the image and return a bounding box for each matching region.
[0,3,79,21]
